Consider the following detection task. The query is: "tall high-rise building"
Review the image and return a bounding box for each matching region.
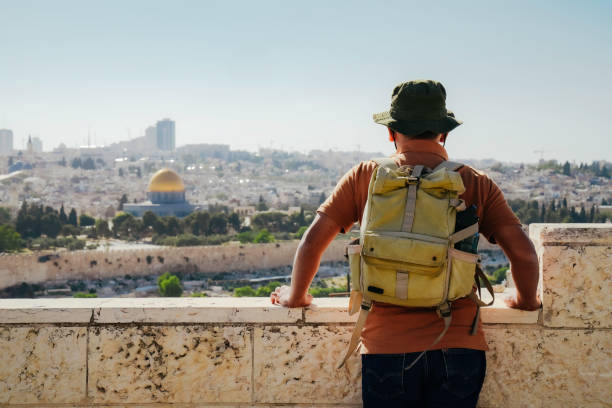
[0,129,13,155]
[156,119,175,151]
[32,136,43,153]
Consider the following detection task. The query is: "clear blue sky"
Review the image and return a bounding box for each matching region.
[1,0,610,162]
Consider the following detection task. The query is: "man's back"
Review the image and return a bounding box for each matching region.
[318,138,521,353]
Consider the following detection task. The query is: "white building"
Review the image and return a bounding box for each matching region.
[32,136,43,153]
[0,129,13,155]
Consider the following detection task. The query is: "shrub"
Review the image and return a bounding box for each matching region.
[0,225,24,252]
[253,229,274,243]
[309,285,348,297]
[488,267,508,284]
[67,239,86,251]
[79,214,95,227]
[233,286,256,297]
[157,272,183,297]
[190,292,207,297]
[294,226,308,239]
[255,281,283,297]
[73,292,98,298]
[236,230,256,243]
[233,281,283,297]
[175,234,202,247]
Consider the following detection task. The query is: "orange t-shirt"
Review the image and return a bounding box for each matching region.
[317,139,521,354]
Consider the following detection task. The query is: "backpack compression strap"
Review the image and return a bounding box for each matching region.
[337,297,372,369]
[433,160,464,172]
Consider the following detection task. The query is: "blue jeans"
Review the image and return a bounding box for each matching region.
[361,348,486,408]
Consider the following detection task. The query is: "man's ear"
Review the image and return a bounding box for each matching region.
[440,133,448,145]
[388,128,396,142]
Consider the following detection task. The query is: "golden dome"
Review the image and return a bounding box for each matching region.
[147,168,185,192]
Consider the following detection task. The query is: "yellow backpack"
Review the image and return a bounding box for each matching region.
[338,158,494,369]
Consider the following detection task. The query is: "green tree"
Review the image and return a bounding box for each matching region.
[257,195,268,211]
[0,225,24,252]
[68,208,78,226]
[487,267,508,284]
[228,212,241,231]
[562,161,571,176]
[61,224,79,237]
[319,192,326,204]
[0,207,11,225]
[254,228,274,243]
[59,204,68,224]
[164,216,181,236]
[79,214,95,227]
[153,218,167,235]
[157,272,183,297]
[295,226,308,239]
[95,219,111,237]
[142,211,158,229]
[71,157,82,169]
[236,230,256,243]
[112,212,132,235]
[82,157,96,170]
[118,194,128,211]
[252,212,288,232]
[184,211,210,236]
[40,213,62,238]
[208,213,228,235]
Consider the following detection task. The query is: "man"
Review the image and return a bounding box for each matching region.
[271,80,541,407]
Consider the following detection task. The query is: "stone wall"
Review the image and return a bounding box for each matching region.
[0,239,347,290]
[0,224,610,407]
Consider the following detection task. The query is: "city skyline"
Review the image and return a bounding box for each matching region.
[1,0,611,162]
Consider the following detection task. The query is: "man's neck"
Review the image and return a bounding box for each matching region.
[395,138,444,155]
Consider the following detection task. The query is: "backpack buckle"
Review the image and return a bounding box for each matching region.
[437,302,451,318]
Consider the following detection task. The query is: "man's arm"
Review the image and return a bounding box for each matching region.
[270,213,342,307]
[493,224,541,310]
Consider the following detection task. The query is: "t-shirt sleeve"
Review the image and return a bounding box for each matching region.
[478,176,521,243]
[317,162,374,233]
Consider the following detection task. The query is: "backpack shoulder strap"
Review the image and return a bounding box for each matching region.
[371,157,399,170]
[434,160,464,172]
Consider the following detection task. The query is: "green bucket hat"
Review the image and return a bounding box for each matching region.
[373,80,462,135]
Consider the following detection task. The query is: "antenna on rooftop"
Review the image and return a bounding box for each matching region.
[534,150,547,160]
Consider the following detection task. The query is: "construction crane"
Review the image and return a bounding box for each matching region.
[534,149,549,160]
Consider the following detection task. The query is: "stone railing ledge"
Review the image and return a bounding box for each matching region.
[0,293,540,325]
[530,223,612,245]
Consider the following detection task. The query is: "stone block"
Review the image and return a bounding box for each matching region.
[540,245,611,328]
[0,298,94,323]
[539,329,612,408]
[88,325,251,404]
[253,325,361,404]
[93,297,302,324]
[479,326,544,408]
[0,326,87,404]
[304,298,358,323]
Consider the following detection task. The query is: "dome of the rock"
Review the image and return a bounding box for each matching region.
[147,168,185,193]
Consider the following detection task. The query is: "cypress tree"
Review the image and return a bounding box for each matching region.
[59,204,68,224]
[68,208,78,226]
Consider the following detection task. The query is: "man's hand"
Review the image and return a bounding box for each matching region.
[270,213,341,308]
[504,292,541,311]
[270,285,313,308]
[494,224,541,311]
